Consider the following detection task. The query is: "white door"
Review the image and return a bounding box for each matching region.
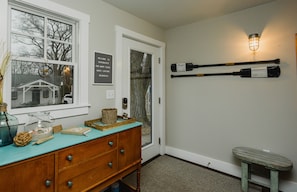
[119,37,161,163]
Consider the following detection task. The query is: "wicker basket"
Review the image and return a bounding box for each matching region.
[102,108,117,124]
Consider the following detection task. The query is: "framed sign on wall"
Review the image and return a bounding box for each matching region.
[93,51,113,85]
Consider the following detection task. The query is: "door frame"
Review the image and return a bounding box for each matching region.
[115,26,166,157]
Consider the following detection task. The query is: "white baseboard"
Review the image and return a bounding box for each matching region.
[165,146,297,192]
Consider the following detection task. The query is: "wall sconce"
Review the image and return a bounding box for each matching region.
[248,33,260,51]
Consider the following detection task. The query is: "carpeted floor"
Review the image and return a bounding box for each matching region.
[123,155,264,192]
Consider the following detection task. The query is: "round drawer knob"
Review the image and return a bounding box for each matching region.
[120,149,125,154]
[45,179,51,187]
[67,181,73,188]
[67,155,73,161]
[108,162,113,168]
[108,141,113,147]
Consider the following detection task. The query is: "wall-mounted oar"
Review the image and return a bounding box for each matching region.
[171,58,280,72]
[171,66,281,78]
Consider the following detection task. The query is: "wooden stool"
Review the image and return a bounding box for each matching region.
[232,147,293,192]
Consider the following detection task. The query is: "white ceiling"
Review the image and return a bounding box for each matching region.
[103,0,276,29]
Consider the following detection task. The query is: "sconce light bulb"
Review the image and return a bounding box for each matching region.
[249,33,260,51]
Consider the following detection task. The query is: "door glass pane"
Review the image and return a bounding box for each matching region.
[130,50,152,147]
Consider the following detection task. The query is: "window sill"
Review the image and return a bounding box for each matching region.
[11,104,90,124]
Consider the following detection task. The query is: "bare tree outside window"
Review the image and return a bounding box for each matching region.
[10,8,74,108]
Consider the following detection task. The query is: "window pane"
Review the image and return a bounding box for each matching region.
[47,19,73,61]
[11,8,44,37]
[11,60,74,108]
[43,90,49,98]
[47,19,72,42]
[47,40,72,61]
[11,91,18,100]
[11,34,44,58]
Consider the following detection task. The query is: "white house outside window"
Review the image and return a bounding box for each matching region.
[1,0,90,123]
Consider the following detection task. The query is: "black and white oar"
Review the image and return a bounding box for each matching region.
[171,66,280,78]
[171,58,280,72]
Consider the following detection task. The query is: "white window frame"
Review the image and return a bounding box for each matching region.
[1,0,90,124]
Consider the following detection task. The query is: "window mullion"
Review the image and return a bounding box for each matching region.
[44,15,48,61]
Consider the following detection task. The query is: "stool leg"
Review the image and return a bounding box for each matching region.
[241,162,249,192]
[270,170,279,192]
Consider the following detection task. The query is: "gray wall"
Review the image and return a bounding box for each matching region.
[166,0,297,184]
[52,0,297,187]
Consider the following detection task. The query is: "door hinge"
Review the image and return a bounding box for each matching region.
[159,137,161,145]
[158,57,160,64]
[158,97,161,104]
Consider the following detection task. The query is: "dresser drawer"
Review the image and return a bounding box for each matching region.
[58,150,118,192]
[58,134,117,170]
[118,127,141,169]
[0,154,55,192]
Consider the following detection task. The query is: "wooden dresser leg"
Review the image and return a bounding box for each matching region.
[136,165,141,192]
[270,170,279,192]
[241,162,249,192]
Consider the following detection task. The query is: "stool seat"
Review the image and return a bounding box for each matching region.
[233,147,293,171]
[233,146,293,192]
